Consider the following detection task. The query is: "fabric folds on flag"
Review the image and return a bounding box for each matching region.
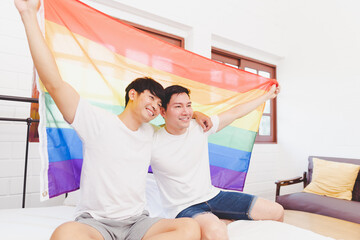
[38,0,277,200]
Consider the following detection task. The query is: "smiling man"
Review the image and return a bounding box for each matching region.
[151,85,283,240]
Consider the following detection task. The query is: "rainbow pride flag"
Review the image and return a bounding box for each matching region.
[38,0,277,200]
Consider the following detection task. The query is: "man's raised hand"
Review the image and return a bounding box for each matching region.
[268,84,280,99]
[14,0,40,15]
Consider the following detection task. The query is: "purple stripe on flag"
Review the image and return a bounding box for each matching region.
[48,159,83,198]
[210,165,247,191]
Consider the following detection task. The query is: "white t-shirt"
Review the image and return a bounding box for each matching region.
[71,99,155,220]
[151,116,221,218]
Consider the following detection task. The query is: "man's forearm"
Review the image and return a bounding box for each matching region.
[21,11,63,93]
[19,5,79,123]
[217,91,272,131]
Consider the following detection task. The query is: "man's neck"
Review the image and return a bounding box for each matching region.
[164,125,187,135]
[118,108,142,131]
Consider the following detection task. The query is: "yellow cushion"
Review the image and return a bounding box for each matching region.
[303,158,360,200]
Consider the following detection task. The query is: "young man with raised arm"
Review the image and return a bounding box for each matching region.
[15,0,201,239]
[151,85,283,240]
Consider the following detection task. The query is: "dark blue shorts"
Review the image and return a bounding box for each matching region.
[176,191,257,220]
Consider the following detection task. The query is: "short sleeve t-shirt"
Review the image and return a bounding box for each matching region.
[71,99,155,221]
[151,116,220,218]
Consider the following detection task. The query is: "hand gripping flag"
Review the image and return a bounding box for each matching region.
[37,0,277,200]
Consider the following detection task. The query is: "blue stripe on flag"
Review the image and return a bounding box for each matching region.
[46,127,83,162]
[46,127,251,174]
[208,143,251,172]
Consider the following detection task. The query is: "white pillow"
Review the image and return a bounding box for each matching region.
[227,220,334,240]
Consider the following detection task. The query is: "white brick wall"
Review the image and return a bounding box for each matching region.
[0,0,64,209]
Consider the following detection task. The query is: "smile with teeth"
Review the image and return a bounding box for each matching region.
[179,116,190,121]
[146,108,154,116]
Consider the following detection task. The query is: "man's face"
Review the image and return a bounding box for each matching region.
[161,92,193,134]
[133,90,162,122]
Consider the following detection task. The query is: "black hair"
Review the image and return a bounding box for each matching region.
[162,85,190,110]
[125,77,164,106]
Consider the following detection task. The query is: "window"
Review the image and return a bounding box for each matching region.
[211,48,277,143]
[29,21,184,142]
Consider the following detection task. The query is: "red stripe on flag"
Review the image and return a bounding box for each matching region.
[44,0,276,93]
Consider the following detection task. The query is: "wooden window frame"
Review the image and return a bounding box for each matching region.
[211,47,277,143]
[120,19,184,48]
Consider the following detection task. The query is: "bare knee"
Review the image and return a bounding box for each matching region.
[177,218,201,240]
[250,198,285,222]
[201,220,228,240]
[51,222,76,240]
[273,203,284,222]
[50,221,103,240]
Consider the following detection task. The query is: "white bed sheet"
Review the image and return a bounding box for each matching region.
[0,205,333,240]
[0,206,73,240]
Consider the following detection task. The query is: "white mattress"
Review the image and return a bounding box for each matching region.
[0,205,334,240]
[0,206,74,240]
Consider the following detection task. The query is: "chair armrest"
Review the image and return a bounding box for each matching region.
[275,172,307,197]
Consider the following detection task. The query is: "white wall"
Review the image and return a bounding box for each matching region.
[1,0,359,208]
[275,0,360,195]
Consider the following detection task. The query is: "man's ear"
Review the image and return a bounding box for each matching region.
[128,89,137,101]
[160,107,166,118]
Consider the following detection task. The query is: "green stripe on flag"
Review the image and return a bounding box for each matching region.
[208,126,257,153]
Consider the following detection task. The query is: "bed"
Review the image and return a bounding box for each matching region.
[0,175,334,240]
